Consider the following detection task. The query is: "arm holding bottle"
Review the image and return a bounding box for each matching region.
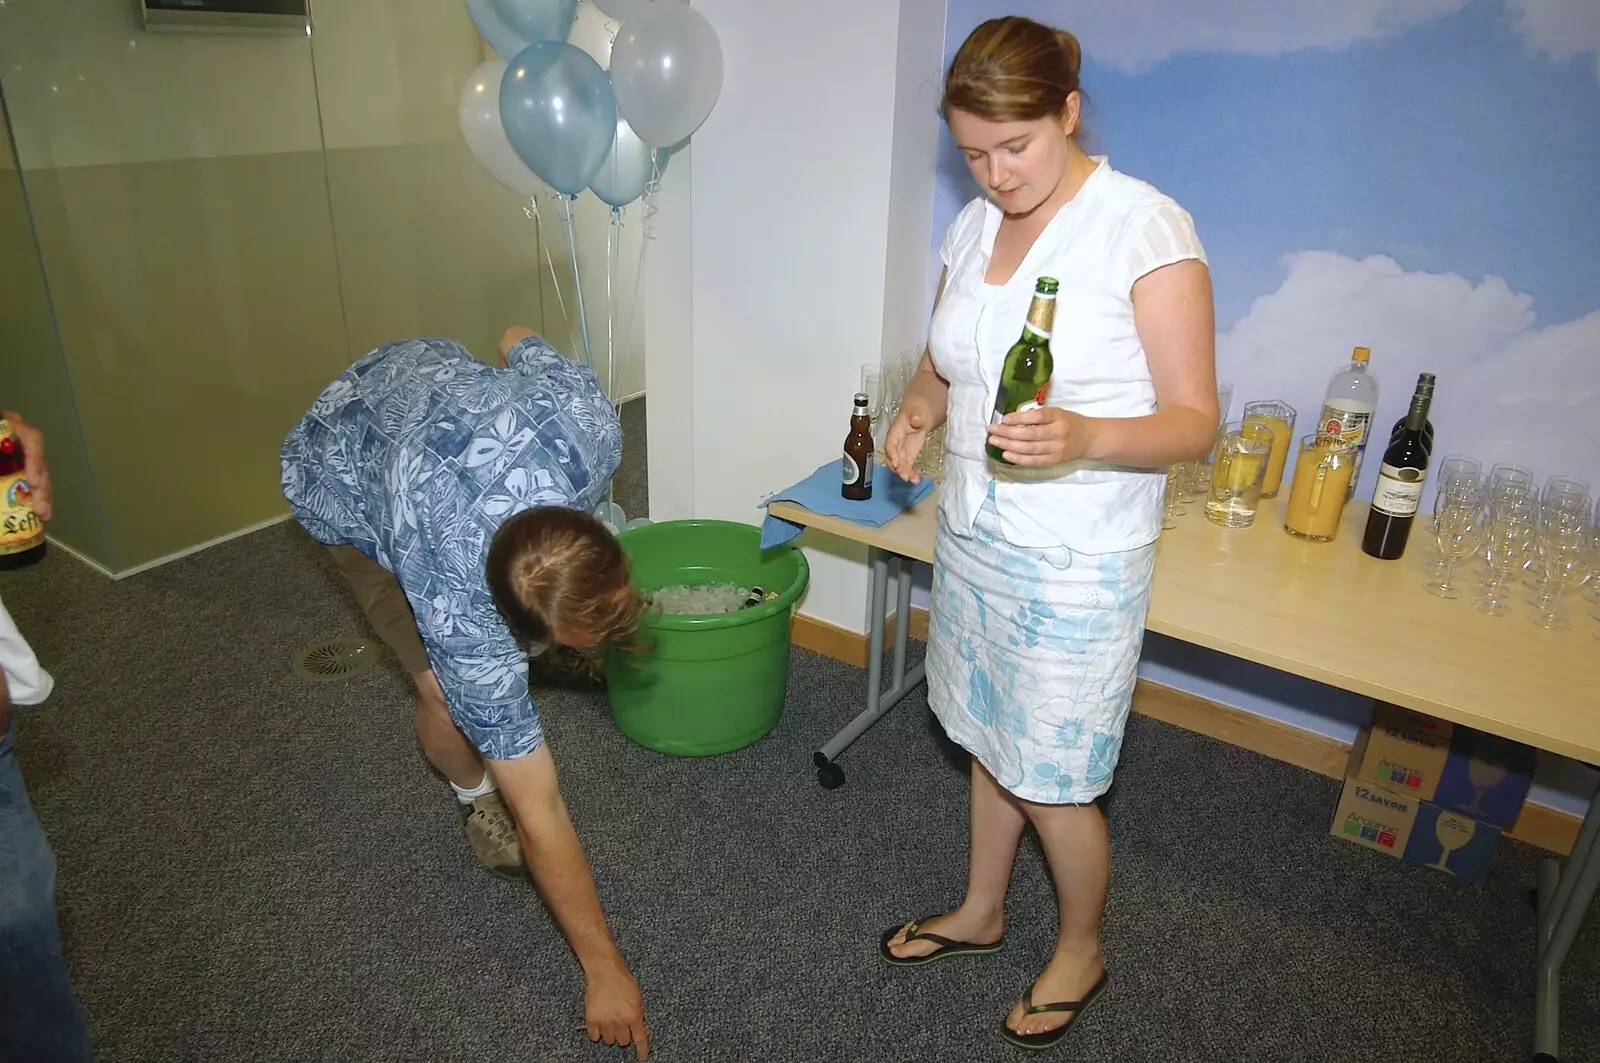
[986,259,1218,468]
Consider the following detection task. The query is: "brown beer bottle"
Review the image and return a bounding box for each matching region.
[0,417,46,570]
[842,392,874,501]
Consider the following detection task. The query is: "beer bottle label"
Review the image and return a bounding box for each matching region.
[842,452,870,486]
[0,472,43,555]
[993,384,1050,423]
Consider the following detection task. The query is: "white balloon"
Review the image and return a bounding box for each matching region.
[458,59,550,198]
[610,3,723,149]
[589,115,667,207]
[593,0,667,19]
[568,0,619,70]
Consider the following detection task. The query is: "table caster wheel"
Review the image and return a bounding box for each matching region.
[817,761,845,790]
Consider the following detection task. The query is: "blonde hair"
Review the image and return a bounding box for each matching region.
[943,16,1084,124]
[486,506,644,656]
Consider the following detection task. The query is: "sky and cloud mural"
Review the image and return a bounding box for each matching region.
[935,0,1599,496]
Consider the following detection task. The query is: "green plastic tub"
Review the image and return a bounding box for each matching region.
[606,520,809,756]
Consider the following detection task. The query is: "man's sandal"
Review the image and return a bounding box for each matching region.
[877,918,1003,967]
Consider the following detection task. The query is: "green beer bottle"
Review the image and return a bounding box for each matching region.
[986,276,1059,464]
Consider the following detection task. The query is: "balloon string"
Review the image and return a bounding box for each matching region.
[639,152,662,244]
[606,206,619,402]
[560,194,594,367]
[524,194,577,359]
[616,154,662,391]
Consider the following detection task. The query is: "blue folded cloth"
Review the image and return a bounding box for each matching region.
[760,460,935,549]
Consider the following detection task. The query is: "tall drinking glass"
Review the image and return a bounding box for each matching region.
[1205,420,1273,529]
[1242,400,1297,498]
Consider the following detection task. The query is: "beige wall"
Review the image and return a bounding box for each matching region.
[0,101,110,564]
[0,0,645,573]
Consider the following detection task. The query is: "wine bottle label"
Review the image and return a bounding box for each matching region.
[0,471,43,554]
[1371,463,1425,517]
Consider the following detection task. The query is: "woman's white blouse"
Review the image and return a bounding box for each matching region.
[929,156,1208,553]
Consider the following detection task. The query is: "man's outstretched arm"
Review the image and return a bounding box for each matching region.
[492,746,650,1060]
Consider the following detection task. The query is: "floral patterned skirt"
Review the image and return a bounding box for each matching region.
[926,492,1156,805]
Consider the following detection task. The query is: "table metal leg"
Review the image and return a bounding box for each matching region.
[814,549,928,789]
[1531,782,1600,1061]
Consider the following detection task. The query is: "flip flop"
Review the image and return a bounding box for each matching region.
[878,918,1004,967]
[999,971,1109,1051]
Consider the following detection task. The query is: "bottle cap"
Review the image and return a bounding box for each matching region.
[1351,346,1371,363]
[853,392,869,405]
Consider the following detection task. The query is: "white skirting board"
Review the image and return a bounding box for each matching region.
[48,513,292,580]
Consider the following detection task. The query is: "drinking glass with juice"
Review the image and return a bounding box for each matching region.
[1243,400,1296,498]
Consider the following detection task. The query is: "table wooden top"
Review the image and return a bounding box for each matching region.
[767,493,1600,764]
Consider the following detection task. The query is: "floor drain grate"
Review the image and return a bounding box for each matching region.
[291,638,382,682]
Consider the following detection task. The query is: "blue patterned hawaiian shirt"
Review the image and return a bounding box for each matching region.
[280,336,622,760]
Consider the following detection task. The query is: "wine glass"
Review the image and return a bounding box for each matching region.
[1530,512,1590,630]
[1162,465,1188,528]
[1420,463,1482,579]
[1474,509,1534,617]
[860,363,885,460]
[1175,461,1200,504]
[1527,487,1592,604]
[1582,496,1600,607]
[1425,486,1482,599]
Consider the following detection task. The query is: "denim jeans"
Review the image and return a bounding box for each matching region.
[0,719,90,1062]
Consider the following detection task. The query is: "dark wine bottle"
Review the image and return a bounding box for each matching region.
[1362,373,1435,560]
[1388,413,1434,457]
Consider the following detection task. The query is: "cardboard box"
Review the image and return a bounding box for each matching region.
[1330,777,1500,884]
[1347,703,1534,829]
[1331,777,1419,859]
[1403,803,1499,884]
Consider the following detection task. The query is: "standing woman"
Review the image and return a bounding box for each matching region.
[880,16,1217,1050]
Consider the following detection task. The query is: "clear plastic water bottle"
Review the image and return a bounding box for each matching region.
[1317,346,1380,498]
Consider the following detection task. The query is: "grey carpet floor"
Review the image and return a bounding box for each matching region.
[7,397,1600,1061]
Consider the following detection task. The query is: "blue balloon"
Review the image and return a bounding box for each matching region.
[500,42,617,196]
[465,0,527,59]
[465,0,575,58]
[492,0,577,47]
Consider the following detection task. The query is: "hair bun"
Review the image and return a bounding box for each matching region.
[1056,29,1082,81]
